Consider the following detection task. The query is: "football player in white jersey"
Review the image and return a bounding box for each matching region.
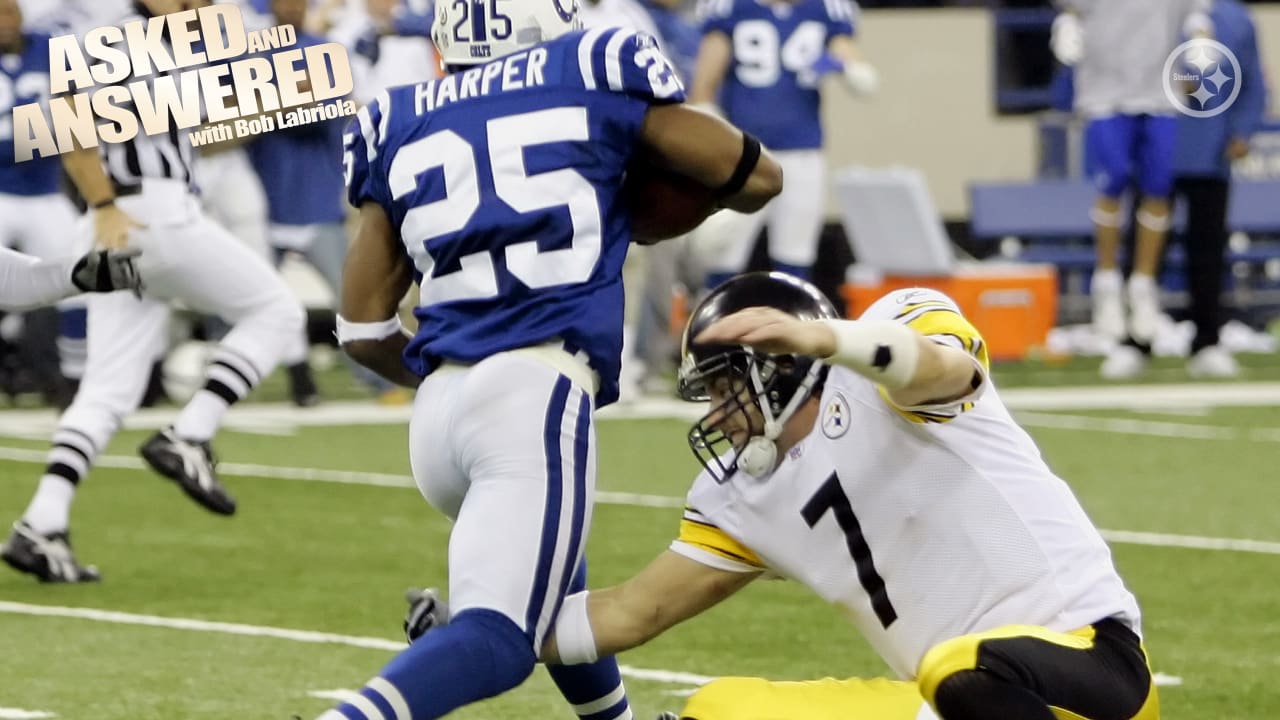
[410,272,1158,720]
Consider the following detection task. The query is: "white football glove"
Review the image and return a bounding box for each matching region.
[1050,13,1084,66]
[842,60,879,96]
[404,587,450,643]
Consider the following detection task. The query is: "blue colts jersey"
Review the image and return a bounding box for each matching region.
[344,27,685,406]
[700,0,855,150]
[0,33,61,196]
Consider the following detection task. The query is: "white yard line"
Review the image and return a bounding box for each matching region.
[0,710,55,719]
[0,601,711,688]
[1,381,1279,438]
[0,602,1184,697]
[0,445,1275,554]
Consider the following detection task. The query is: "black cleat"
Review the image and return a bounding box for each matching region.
[139,427,236,515]
[1,521,101,583]
[656,713,680,720]
[288,362,320,408]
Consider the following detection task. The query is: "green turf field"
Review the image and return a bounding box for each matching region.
[0,367,1278,719]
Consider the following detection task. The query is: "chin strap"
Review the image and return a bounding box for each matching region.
[737,354,825,478]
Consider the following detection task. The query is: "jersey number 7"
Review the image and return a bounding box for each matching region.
[801,472,899,629]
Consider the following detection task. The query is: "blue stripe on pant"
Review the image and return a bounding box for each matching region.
[526,374,574,645]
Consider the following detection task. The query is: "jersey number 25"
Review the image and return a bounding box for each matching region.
[389,106,603,306]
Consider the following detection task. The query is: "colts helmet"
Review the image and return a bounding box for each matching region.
[677,272,837,481]
[432,0,582,67]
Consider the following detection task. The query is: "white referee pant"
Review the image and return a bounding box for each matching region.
[60,179,304,452]
[694,149,826,275]
[409,344,598,650]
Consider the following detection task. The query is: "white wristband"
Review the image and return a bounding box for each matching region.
[821,319,920,390]
[550,591,598,665]
[335,315,403,344]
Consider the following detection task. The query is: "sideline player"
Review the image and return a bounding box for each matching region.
[1051,0,1213,376]
[0,0,305,583]
[322,0,783,715]
[411,274,1159,720]
[690,0,876,286]
[0,0,89,399]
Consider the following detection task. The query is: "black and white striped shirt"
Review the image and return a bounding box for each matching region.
[100,4,196,193]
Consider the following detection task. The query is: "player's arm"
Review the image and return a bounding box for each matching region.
[541,549,759,664]
[825,35,878,95]
[692,306,981,409]
[639,105,783,214]
[688,31,731,107]
[61,146,145,250]
[0,245,143,311]
[338,202,422,388]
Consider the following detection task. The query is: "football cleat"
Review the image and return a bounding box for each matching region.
[655,713,680,720]
[139,427,237,515]
[1,521,100,583]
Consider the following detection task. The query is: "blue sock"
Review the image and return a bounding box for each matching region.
[771,262,811,281]
[547,562,631,720]
[326,609,535,720]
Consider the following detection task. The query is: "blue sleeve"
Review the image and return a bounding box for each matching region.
[1227,17,1268,142]
[696,0,736,37]
[343,95,390,208]
[586,28,687,104]
[822,0,857,38]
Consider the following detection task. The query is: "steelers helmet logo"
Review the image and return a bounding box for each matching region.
[822,393,850,439]
[1163,38,1242,119]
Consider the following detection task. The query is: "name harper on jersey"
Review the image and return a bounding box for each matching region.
[415,48,549,114]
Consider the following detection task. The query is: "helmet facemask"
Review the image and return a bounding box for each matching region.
[679,345,826,482]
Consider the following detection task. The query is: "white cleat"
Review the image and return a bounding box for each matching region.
[1126,276,1161,344]
[1091,275,1126,343]
[1100,345,1149,381]
[1186,345,1240,379]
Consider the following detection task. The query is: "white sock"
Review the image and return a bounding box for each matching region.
[23,475,76,535]
[173,389,230,442]
[1092,268,1123,295]
[1127,272,1157,298]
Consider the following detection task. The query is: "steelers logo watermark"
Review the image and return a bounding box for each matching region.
[822,393,851,439]
[1163,38,1242,118]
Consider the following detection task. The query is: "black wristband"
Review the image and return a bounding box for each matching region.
[92,198,115,209]
[714,133,762,199]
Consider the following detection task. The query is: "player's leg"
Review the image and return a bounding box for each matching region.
[674,675,928,720]
[1128,114,1177,347]
[26,194,88,397]
[323,352,628,720]
[916,618,1157,720]
[545,560,632,720]
[136,212,305,513]
[2,289,170,582]
[765,150,826,281]
[694,207,769,291]
[1084,114,1137,342]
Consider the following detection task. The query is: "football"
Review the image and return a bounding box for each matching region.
[623,163,720,244]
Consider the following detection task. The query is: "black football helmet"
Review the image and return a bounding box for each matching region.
[677,272,838,481]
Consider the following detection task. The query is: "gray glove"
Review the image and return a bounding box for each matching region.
[72,247,144,297]
[404,587,450,643]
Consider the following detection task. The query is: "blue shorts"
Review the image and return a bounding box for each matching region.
[1084,114,1176,198]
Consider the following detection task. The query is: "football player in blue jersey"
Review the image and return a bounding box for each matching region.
[0,0,88,400]
[324,0,782,717]
[690,0,875,287]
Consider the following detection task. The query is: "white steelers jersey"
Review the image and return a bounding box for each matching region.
[670,287,1142,680]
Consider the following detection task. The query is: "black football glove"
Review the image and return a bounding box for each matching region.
[71,247,144,297]
[404,587,450,644]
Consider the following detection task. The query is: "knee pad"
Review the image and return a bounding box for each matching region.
[450,608,538,688]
